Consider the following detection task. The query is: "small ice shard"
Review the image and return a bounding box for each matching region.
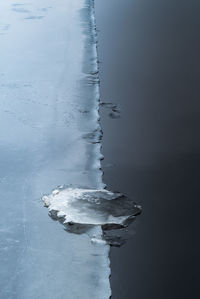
[91,237,107,245]
[42,187,141,228]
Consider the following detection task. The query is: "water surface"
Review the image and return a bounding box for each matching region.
[96,0,200,298]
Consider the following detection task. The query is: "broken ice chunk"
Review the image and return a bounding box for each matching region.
[42,187,141,228]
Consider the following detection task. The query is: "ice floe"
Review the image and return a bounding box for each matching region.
[42,186,141,229]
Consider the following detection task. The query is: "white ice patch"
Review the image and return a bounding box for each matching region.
[42,187,141,227]
[91,237,107,245]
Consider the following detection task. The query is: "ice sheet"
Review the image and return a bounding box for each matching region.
[0,0,111,298]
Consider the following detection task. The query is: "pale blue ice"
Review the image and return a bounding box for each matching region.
[0,0,111,298]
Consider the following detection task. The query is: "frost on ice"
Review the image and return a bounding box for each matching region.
[42,186,141,230]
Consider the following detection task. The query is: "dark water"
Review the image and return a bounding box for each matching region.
[95,0,200,298]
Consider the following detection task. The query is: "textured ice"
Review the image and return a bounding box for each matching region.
[0,0,141,297]
[42,187,141,228]
[0,0,112,298]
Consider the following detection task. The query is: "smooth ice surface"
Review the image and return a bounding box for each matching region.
[43,187,141,226]
[0,0,111,298]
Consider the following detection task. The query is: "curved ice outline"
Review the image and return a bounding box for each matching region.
[42,0,142,243]
[40,1,141,297]
[81,0,104,184]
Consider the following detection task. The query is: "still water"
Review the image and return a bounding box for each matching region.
[96,0,200,298]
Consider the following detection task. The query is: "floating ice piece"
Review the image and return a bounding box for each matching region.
[42,187,141,228]
[91,237,107,245]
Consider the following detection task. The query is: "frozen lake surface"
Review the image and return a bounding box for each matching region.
[0,0,111,298]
